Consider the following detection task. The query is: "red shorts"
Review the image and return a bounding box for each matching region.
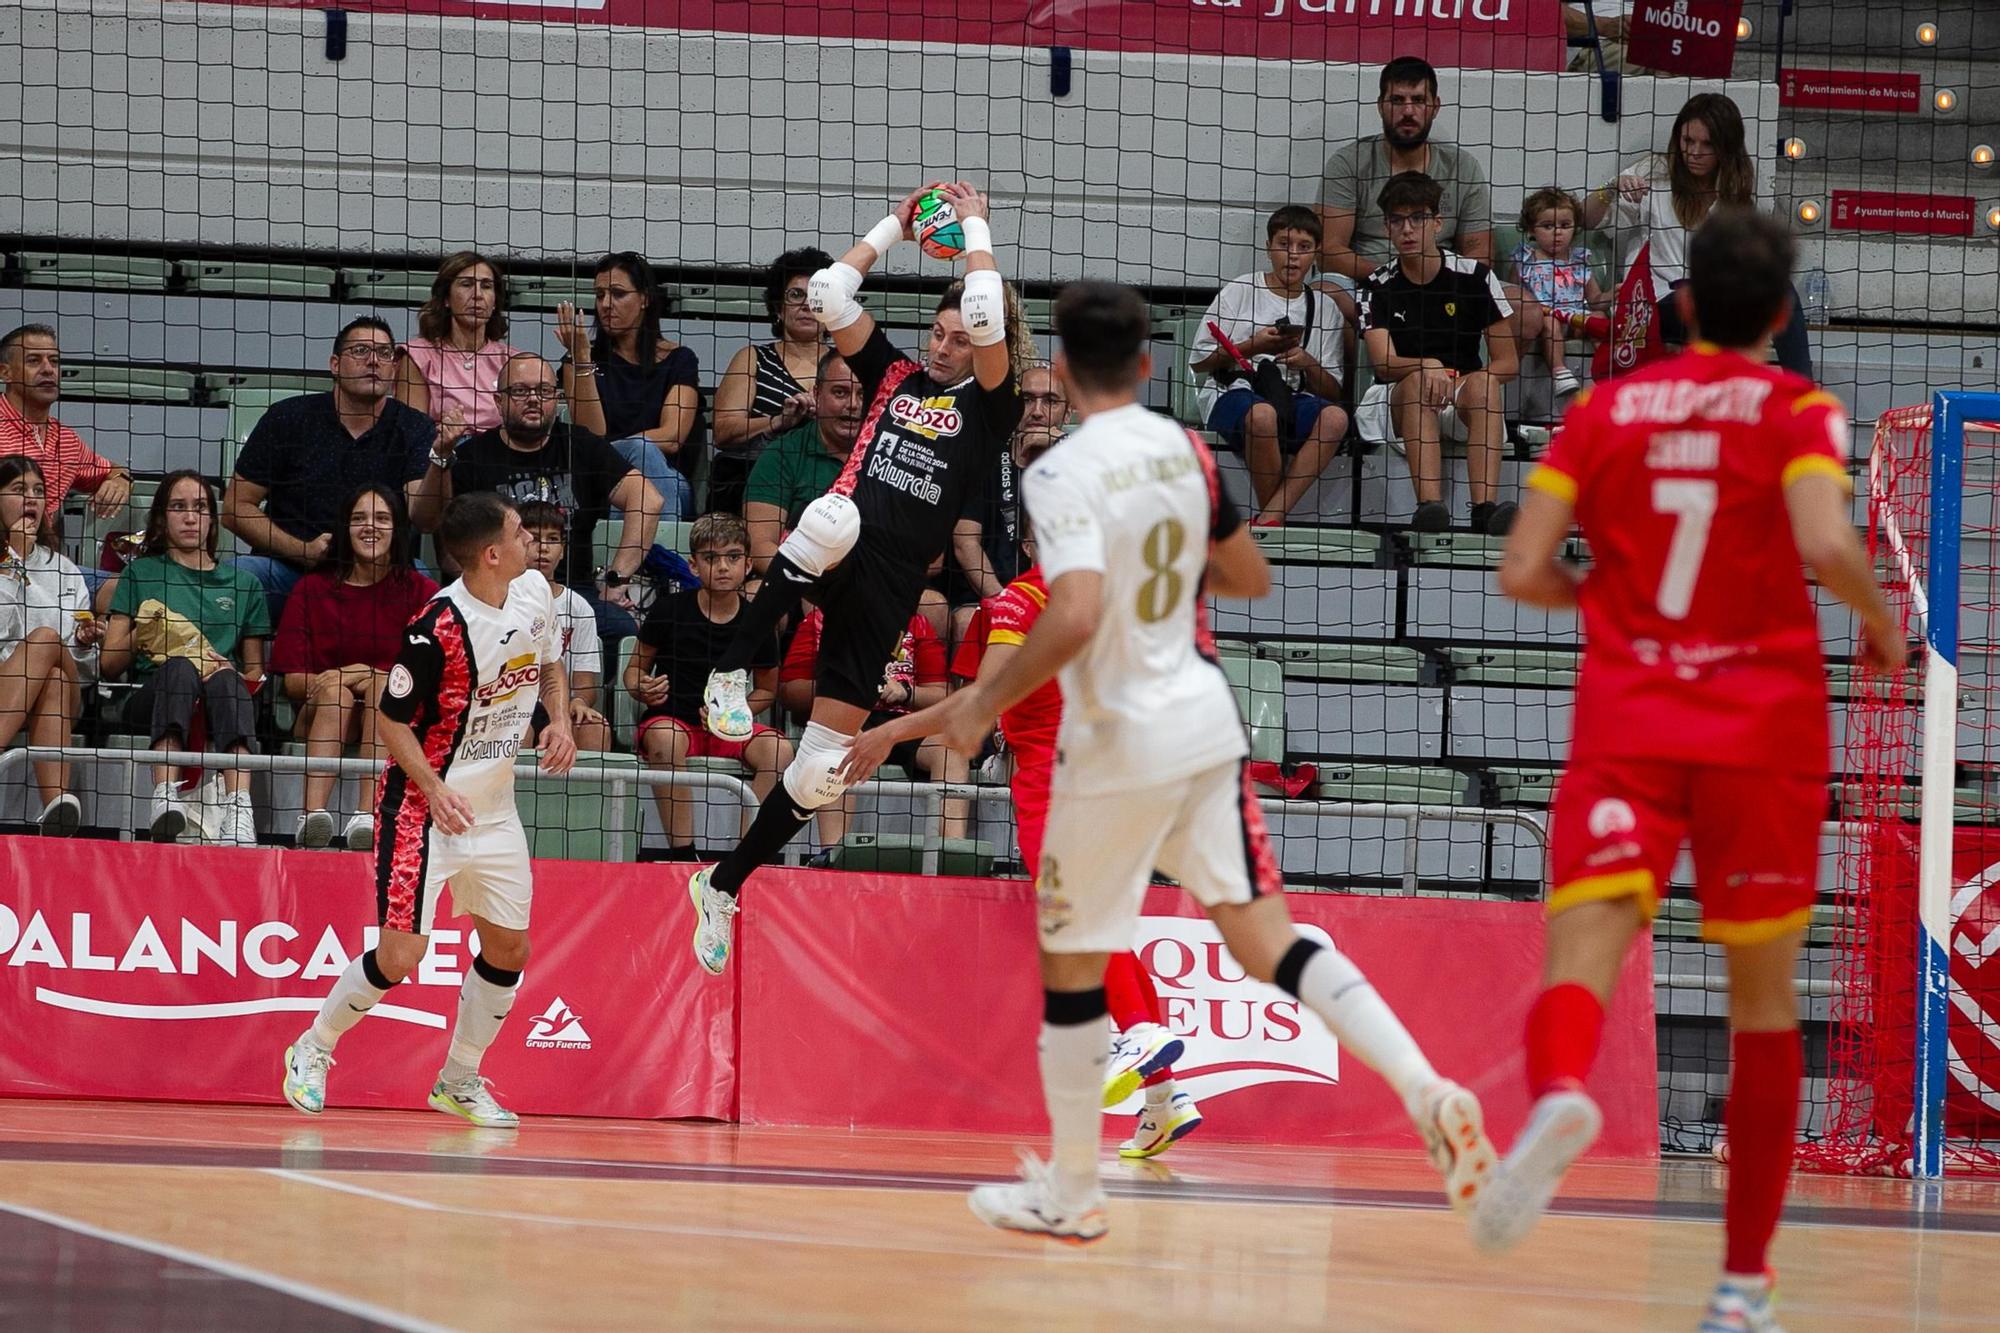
[637,714,782,763]
[1548,757,1823,945]
[1012,766,1051,873]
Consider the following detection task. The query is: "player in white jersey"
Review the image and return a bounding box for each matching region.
[886,282,1496,1242]
[281,493,575,1128]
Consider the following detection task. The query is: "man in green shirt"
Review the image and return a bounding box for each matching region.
[742,352,864,579]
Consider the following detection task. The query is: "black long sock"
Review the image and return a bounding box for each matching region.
[717,553,816,673]
[711,784,814,896]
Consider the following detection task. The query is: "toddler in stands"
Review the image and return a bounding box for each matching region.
[1510,188,1608,402]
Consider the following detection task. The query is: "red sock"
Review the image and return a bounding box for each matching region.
[1724,1029,1801,1276]
[1104,951,1166,1029]
[1525,983,1605,1097]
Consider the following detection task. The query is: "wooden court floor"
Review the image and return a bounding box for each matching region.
[1,1099,1996,1331]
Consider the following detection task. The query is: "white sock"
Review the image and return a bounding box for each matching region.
[439,965,521,1086]
[309,955,391,1050]
[1293,944,1438,1106]
[1041,1018,1109,1203]
[1144,1078,1177,1109]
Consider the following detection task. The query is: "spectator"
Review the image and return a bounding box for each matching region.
[1511,188,1609,400]
[221,317,443,623]
[413,353,660,639]
[394,250,522,446]
[624,512,803,860]
[559,252,697,521]
[1357,172,1520,535]
[742,351,865,578]
[0,454,96,835]
[269,483,438,851]
[1318,56,1495,281]
[1563,5,1657,75]
[1579,93,1812,378]
[778,603,970,852]
[0,323,132,531]
[517,499,611,755]
[1190,206,1355,527]
[99,471,268,846]
[947,362,1067,645]
[710,246,834,516]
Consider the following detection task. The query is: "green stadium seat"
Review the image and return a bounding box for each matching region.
[669,283,767,321]
[1833,781,1986,824]
[58,364,198,405]
[505,272,597,312]
[1487,766,1559,806]
[1253,641,1426,685]
[1312,763,1474,806]
[182,260,338,299]
[1216,648,1285,763]
[830,832,995,877]
[339,267,435,305]
[1252,525,1383,567]
[14,251,173,290]
[1163,314,1205,426]
[1446,646,1581,689]
[864,290,938,327]
[517,751,639,860]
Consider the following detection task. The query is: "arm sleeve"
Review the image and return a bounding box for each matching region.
[983,584,1036,648]
[70,436,116,490]
[665,346,700,389]
[565,592,603,678]
[238,567,274,639]
[399,410,438,484]
[107,564,141,619]
[378,605,449,726]
[1477,264,1514,323]
[1782,390,1855,492]
[1318,142,1360,211]
[1022,462,1105,581]
[1355,276,1381,333]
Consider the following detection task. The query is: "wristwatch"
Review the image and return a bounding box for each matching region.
[427,448,452,470]
[602,570,631,588]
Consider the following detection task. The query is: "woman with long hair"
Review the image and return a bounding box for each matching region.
[98,470,269,845]
[269,482,438,850]
[1581,93,1812,377]
[394,250,523,444]
[0,453,95,835]
[555,251,697,519]
[709,246,835,515]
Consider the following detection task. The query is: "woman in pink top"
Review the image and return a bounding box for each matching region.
[394,251,522,444]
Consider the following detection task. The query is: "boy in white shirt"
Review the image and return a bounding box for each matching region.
[1189,205,1353,527]
[518,500,610,753]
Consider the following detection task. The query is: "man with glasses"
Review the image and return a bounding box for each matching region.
[417,353,661,638]
[224,317,443,622]
[742,351,865,581]
[1316,56,1495,282]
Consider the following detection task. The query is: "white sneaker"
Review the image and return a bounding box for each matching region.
[1120,1091,1203,1159]
[1699,1273,1783,1333]
[1551,366,1584,398]
[281,1035,334,1115]
[149,781,186,842]
[1414,1079,1499,1215]
[1103,1022,1184,1108]
[296,809,335,849]
[688,866,738,975]
[226,791,259,847]
[1470,1087,1602,1253]
[967,1150,1107,1243]
[702,668,755,741]
[428,1075,519,1129]
[344,813,376,852]
[37,793,81,837]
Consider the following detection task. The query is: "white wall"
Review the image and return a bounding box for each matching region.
[0,0,1777,288]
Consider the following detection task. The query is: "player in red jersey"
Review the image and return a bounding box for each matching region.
[1483,210,1905,1331]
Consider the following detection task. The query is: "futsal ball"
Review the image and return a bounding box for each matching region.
[914,189,965,261]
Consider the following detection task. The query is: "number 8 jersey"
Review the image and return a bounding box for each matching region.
[1530,345,1852,775]
[1021,402,1249,796]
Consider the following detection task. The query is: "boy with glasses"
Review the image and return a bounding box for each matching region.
[516,500,611,755]
[1356,172,1520,534]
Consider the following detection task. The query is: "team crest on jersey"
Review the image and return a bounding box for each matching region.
[889,393,964,440]
[387,664,414,698]
[1036,857,1073,937]
[476,652,540,705]
[1588,798,1637,839]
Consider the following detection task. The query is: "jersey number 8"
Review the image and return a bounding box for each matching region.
[1137,518,1187,623]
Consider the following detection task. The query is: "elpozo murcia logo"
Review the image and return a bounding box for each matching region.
[1104,917,1341,1114]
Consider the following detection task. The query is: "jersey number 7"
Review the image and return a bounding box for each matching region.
[1652,478,1718,620]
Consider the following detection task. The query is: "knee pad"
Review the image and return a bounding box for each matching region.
[778,493,860,578]
[782,721,856,810]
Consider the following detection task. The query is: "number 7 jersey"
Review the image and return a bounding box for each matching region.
[1529,344,1852,774]
[1021,402,1249,796]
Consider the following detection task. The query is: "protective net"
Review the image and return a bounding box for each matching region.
[1804,404,2000,1176]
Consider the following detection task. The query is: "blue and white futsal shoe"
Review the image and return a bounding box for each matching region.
[1102,1022,1184,1108]
[969,1150,1108,1244]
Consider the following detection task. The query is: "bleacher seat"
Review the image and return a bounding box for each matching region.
[1252,525,1382,568]
[59,364,199,405]
[830,832,995,877]
[517,752,641,861]
[1255,641,1427,684]
[13,251,172,290]
[182,260,339,300]
[1446,646,1579,689]
[338,268,435,306]
[1217,648,1285,764]
[1310,764,1474,806]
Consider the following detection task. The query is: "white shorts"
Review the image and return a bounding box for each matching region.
[1356,380,1467,450]
[377,812,534,935]
[1035,759,1283,953]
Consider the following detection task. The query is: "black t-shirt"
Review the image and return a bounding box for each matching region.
[956,446,1026,592]
[233,393,435,556]
[586,343,704,477]
[843,325,1024,572]
[449,423,633,585]
[1357,250,1511,375]
[636,588,780,725]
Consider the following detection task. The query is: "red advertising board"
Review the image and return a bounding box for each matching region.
[740,875,1661,1158]
[1780,67,1923,114]
[0,839,736,1119]
[1626,0,1743,79]
[1831,190,1977,237]
[197,0,1569,73]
